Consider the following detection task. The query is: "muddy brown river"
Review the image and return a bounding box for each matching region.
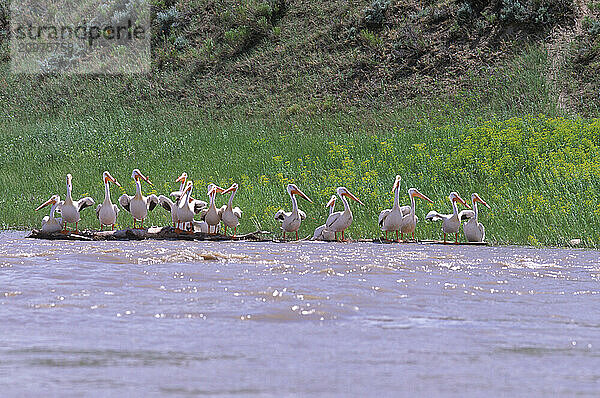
[1,231,600,396]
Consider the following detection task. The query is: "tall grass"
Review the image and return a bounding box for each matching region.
[1,106,599,247]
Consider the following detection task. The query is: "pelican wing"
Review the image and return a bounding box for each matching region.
[378,209,391,227]
[425,211,445,222]
[459,210,475,222]
[312,224,327,240]
[119,194,132,212]
[400,205,411,216]
[77,197,95,212]
[193,199,208,214]
[298,209,307,221]
[274,209,288,222]
[112,204,119,218]
[147,194,159,212]
[199,208,209,220]
[325,211,342,229]
[95,203,102,220]
[218,205,227,217]
[158,195,174,212]
[232,207,242,219]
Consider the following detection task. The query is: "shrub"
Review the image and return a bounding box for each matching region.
[156,6,180,37]
[583,17,600,36]
[457,2,473,23]
[363,0,390,30]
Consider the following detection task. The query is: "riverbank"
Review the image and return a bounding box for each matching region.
[1,105,599,247]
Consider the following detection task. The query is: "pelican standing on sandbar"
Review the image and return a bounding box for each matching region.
[202,183,225,234]
[119,169,159,229]
[312,195,337,241]
[274,184,313,240]
[60,174,95,233]
[399,188,433,241]
[96,171,121,231]
[176,181,205,232]
[461,193,491,242]
[379,175,405,241]
[326,187,364,242]
[221,183,242,237]
[35,195,63,233]
[425,192,471,243]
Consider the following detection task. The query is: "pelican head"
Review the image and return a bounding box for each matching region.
[103,171,121,187]
[36,195,60,211]
[176,172,188,183]
[183,181,193,195]
[337,187,364,205]
[325,195,336,208]
[391,175,401,193]
[409,188,433,203]
[472,193,490,209]
[207,183,225,196]
[222,183,239,195]
[66,173,73,189]
[287,184,313,203]
[449,192,470,209]
[132,169,153,186]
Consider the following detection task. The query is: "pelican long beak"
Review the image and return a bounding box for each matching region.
[413,190,434,204]
[175,173,186,183]
[343,191,364,205]
[325,197,336,208]
[138,172,153,186]
[454,195,471,209]
[210,185,225,195]
[222,185,237,195]
[106,173,121,187]
[35,198,55,211]
[391,176,401,193]
[291,188,313,203]
[474,194,491,209]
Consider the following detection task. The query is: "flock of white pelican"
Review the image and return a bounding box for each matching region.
[35,171,491,243]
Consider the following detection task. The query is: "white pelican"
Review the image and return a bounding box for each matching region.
[35,195,63,233]
[159,185,205,233]
[379,175,411,241]
[399,188,433,241]
[221,183,243,237]
[201,183,225,234]
[170,173,207,229]
[95,171,121,231]
[118,169,159,229]
[425,192,471,243]
[60,173,95,233]
[312,195,337,241]
[274,184,313,240]
[325,187,364,241]
[461,193,491,242]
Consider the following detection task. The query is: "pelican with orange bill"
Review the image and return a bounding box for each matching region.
[35,194,63,234]
[274,184,313,240]
[325,187,364,242]
[96,171,121,231]
[425,192,471,243]
[461,193,491,242]
[119,169,159,229]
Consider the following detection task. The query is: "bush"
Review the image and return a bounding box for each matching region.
[499,0,571,26]
[156,6,180,37]
[583,18,600,36]
[457,2,473,23]
[363,0,390,30]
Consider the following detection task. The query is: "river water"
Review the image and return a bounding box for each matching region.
[1,230,600,396]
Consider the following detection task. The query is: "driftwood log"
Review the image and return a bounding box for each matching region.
[27,227,272,242]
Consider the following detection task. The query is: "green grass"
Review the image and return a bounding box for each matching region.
[1,102,599,247]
